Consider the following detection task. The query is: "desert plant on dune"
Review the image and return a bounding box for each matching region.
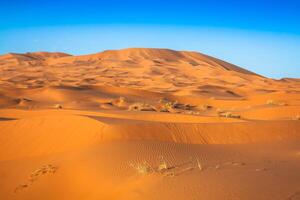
[130,161,153,175]
[218,112,241,119]
[115,96,126,107]
[157,99,194,113]
[199,104,212,111]
[277,102,287,106]
[157,156,168,172]
[173,102,194,110]
[196,158,202,171]
[53,104,62,109]
[216,108,224,114]
[182,110,201,115]
[162,101,176,112]
[127,99,196,113]
[266,99,287,106]
[158,98,167,104]
[129,156,210,177]
[128,102,156,111]
[266,99,275,105]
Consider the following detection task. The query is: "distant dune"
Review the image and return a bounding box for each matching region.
[0,48,300,200]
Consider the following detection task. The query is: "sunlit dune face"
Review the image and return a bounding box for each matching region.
[0,48,300,200]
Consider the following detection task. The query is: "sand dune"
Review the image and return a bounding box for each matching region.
[1,109,300,161]
[0,48,300,199]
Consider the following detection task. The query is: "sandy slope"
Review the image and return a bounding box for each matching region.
[0,48,300,199]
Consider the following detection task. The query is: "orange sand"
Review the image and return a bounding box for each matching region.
[0,48,300,199]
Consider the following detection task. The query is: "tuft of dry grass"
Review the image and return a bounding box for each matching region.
[216,108,224,114]
[266,99,275,105]
[114,96,127,107]
[218,112,241,119]
[266,99,287,106]
[157,156,168,172]
[196,158,202,171]
[157,99,195,113]
[185,110,200,115]
[129,156,210,178]
[199,104,212,111]
[162,102,175,112]
[127,98,198,114]
[128,102,156,111]
[54,104,62,109]
[278,102,287,106]
[130,161,153,175]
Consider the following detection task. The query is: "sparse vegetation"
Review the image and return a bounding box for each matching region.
[130,156,201,177]
[266,99,275,105]
[196,158,202,171]
[159,101,177,112]
[278,102,287,106]
[218,111,241,119]
[266,99,287,106]
[128,102,156,111]
[126,98,206,116]
[128,157,249,178]
[185,110,201,115]
[114,96,127,107]
[158,156,168,172]
[157,99,195,113]
[216,108,224,114]
[106,96,128,108]
[129,161,153,175]
[199,104,212,111]
[54,104,62,109]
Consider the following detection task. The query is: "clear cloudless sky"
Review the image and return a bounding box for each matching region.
[0,0,300,78]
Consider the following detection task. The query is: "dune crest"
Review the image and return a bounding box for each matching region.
[0,48,300,200]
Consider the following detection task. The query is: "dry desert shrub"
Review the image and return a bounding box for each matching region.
[114,96,127,107]
[199,104,212,110]
[185,110,200,115]
[157,156,168,172]
[155,99,177,112]
[173,102,194,110]
[129,161,153,175]
[216,108,225,114]
[266,99,275,105]
[196,158,203,171]
[266,99,287,106]
[160,101,176,112]
[53,104,62,109]
[130,156,209,177]
[277,102,287,106]
[218,112,241,119]
[157,99,194,112]
[128,102,156,111]
[158,161,168,171]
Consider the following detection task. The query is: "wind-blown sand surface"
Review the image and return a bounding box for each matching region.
[0,48,300,199]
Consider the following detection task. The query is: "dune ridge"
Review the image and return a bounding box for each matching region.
[1,48,300,200]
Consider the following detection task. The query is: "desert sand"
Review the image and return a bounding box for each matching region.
[0,48,300,200]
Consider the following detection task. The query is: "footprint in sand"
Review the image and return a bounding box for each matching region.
[14,164,58,193]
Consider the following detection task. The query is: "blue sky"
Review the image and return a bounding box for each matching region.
[1,0,300,78]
